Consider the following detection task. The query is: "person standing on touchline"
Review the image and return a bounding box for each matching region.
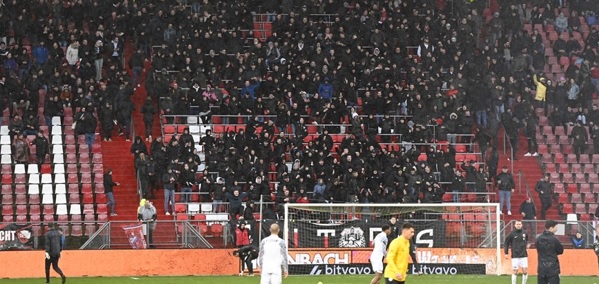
[370,225,391,284]
[504,220,530,284]
[384,222,415,284]
[536,220,564,284]
[258,224,289,284]
[45,223,66,284]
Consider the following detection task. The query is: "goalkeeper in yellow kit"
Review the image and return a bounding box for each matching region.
[384,222,415,284]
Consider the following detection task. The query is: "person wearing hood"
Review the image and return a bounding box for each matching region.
[235,221,251,248]
[318,77,334,100]
[446,113,459,144]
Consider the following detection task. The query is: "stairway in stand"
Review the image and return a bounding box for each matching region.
[100,39,175,248]
[495,125,559,230]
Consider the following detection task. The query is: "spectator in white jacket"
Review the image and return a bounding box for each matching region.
[66,41,80,66]
[555,12,568,33]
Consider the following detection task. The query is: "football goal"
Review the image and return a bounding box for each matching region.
[283,203,502,275]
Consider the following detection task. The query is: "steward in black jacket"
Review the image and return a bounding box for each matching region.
[535,221,564,283]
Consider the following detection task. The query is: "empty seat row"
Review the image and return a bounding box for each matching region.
[544,163,598,174]
[2,203,107,217]
[549,173,599,184]
[561,203,598,216]
[1,182,104,195]
[554,183,599,194]
[1,193,107,206]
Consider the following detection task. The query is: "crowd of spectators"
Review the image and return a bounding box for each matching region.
[135,0,599,218]
[1,1,599,219]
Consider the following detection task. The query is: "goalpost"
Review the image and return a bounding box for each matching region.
[284,203,502,276]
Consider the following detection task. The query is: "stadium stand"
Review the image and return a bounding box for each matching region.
[1,0,599,249]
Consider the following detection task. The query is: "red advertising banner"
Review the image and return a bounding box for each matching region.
[291,248,599,275]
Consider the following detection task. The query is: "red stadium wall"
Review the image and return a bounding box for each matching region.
[0,248,596,278]
[0,249,239,278]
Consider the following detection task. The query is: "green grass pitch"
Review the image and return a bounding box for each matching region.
[3,275,598,284]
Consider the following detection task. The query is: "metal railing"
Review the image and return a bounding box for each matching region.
[80,220,211,249]
[502,219,598,247]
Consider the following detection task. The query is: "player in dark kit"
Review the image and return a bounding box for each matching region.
[234,245,259,276]
[504,220,530,284]
[45,224,66,284]
[535,220,563,284]
[409,238,420,275]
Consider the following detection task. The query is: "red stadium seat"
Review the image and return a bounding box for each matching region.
[2,174,12,184]
[84,214,95,223]
[15,205,27,215]
[81,183,93,194]
[583,193,595,203]
[69,193,80,204]
[15,194,26,205]
[68,184,79,194]
[66,164,78,174]
[1,185,11,195]
[570,193,582,203]
[94,184,105,194]
[28,194,40,205]
[96,204,108,214]
[197,223,209,235]
[79,153,90,164]
[210,223,223,237]
[175,203,187,214]
[2,205,12,216]
[71,214,82,224]
[574,204,587,214]
[561,204,573,214]
[567,184,578,193]
[42,205,54,215]
[83,204,95,215]
[82,193,94,204]
[30,214,41,225]
[95,194,107,204]
[70,225,83,236]
[97,214,108,222]
[29,205,41,215]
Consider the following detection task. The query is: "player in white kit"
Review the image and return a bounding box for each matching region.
[370,225,392,284]
[258,224,289,284]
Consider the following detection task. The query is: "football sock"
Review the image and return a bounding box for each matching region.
[522,274,528,284]
[512,274,517,284]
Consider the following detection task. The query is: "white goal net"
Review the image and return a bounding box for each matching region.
[284,203,502,275]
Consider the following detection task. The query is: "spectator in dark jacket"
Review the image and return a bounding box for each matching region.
[30,130,49,167]
[130,136,148,156]
[227,189,249,220]
[520,197,537,237]
[451,170,465,203]
[74,107,97,149]
[179,163,196,203]
[570,120,588,161]
[243,201,256,221]
[100,102,115,141]
[497,166,516,215]
[104,169,119,216]
[536,221,564,283]
[162,168,177,215]
[141,97,156,141]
